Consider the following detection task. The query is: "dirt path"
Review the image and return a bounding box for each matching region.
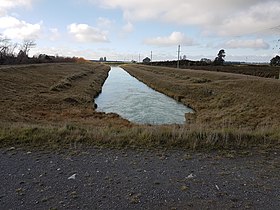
[1,147,279,209]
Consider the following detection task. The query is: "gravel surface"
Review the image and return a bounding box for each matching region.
[1,147,279,209]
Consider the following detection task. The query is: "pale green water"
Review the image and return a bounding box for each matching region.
[95,66,193,124]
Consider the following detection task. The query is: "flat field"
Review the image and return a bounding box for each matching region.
[186,65,280,79]
[148,61,280,79]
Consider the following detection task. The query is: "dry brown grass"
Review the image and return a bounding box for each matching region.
[147,61,280,78]
[1,122,278,150]
[122,64,280,131]
[0,63,279,150]
[0,62,129,126]
[183,65,280,79]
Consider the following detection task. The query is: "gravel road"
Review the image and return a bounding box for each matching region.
[1,147,279,209]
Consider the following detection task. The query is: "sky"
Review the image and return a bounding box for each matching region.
[0,0,280,62]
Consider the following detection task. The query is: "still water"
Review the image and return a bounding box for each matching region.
[95,66,193,124]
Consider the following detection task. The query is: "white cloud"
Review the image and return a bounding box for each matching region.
[0,1,41,40]
[224,39,270,50]
[0,16,41,40]
[93,0,280,37]
[0,16,21,28]
[0,0,34,15]
[212,1,280,36]
[144,32,194,47]
[122,22,133,33]
[97,17,112,28]
[68,23,109,43]
[118,22,134,38]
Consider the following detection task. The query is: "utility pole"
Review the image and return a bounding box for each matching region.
[151,51,153,65]
[177,45,181,69]
[139,54,140,63]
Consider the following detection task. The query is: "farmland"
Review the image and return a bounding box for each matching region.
[145,61,280,79]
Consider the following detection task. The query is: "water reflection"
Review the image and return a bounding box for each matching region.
[95,66,193,124]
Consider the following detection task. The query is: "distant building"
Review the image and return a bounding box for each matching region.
[38,54,55,60]
[143,57,151,63]
[99,57,107,62]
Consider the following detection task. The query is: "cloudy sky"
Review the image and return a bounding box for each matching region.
[1,0,280,62]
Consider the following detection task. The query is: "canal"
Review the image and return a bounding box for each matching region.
[95,66,193,124]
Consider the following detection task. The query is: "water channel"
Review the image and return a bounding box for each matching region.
[95,66,193,124]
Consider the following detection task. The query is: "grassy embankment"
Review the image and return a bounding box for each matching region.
[0,62,279,150]
[0,62,128,148]
[122,64,280,148]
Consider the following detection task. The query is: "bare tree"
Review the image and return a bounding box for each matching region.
[20,40,36,57]
[0,35,18,64]
[0,36,11,57]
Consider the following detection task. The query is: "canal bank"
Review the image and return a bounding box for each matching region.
[121,64,280,131]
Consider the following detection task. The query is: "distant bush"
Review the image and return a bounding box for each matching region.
[270,55,280,66]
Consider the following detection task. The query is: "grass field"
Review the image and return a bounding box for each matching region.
[185,65,280,79]
[147,62,280,79]
[0,63,279,150]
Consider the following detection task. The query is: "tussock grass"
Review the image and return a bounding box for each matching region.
[50,78,72,91]
[50,71,88,91]
[0,123,279,150]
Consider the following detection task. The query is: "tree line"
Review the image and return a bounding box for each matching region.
[144,48,280,67]
[0,36,85,65]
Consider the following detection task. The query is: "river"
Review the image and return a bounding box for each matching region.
[95,66,193,124]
